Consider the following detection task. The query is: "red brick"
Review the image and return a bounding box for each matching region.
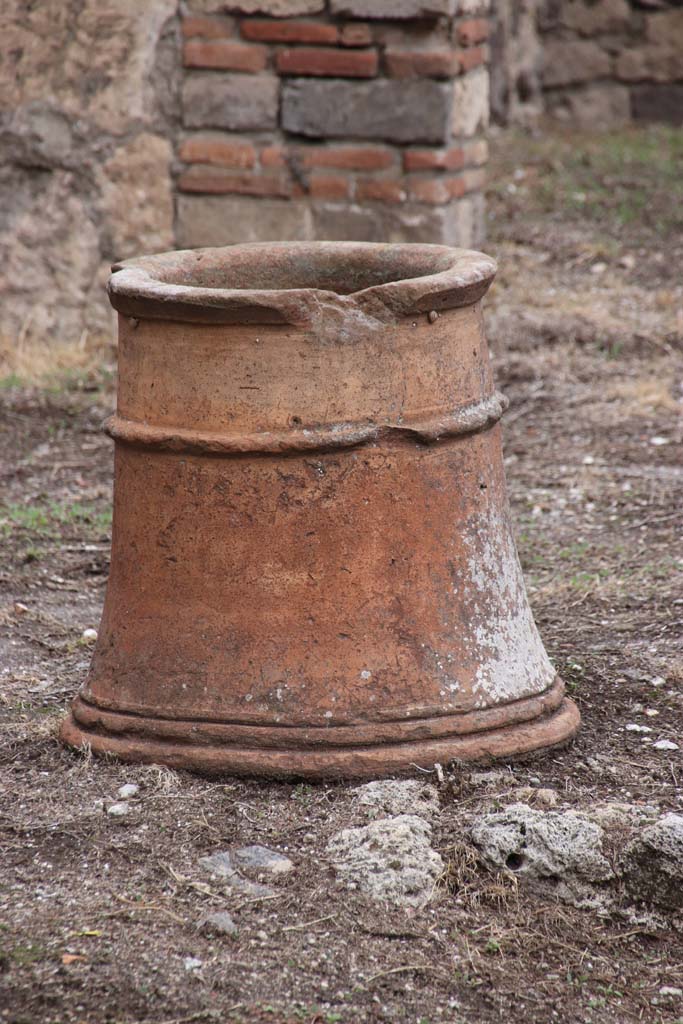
[340,23,373,47]
[456,18,489,47]
[385,49,456,79]
[178,166,292,198]
[446,175,466,199]
[308,173,351,199]
[179,135,256,168]
[463,138,488,166]
[356,178,406,203]
[183,40,268,72]
[457,45,488,73]
[462,167,486,193]
[182,15,234,39]
[302,145,394,171]
[241,19,339,44]
[403,146,464,172]
[276,47,378,77]
[260,145,287,168]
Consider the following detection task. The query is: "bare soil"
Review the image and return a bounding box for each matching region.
[1,126,682,1024]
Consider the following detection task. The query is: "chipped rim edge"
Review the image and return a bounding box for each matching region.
[108,242,497,325]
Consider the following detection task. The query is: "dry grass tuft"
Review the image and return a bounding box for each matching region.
[443,839,520,910]
[604,376,680,416]
[142,763,184,794]
[0,329,113,384]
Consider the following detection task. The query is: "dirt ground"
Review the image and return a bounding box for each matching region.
[1,125,682,1024]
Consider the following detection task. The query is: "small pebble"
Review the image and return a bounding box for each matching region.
[183,957,203,972]
[232,845,294,876]
[117,783,139,799]
[590,262,607,275]
[13,602,29,615]
[653,739,679,751]
[82,628,98,642]
[106,802,130,818]
[659,987,682,999]
[625,723,652,733]
[428,310,439,323]
[650,436,669,447]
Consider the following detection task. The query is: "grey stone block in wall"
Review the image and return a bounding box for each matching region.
[541,41,611,89]
[281,79,452,144]
[329,0,455,16]
[219,0,324,12]
[632,84,683,126]
[177,195,313,248]
[547,83,630,130]
[182,73,279,131]
[177,195,483,250]
[312,198,481,248]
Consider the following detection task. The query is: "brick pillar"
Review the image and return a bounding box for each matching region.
[177,0,490,249]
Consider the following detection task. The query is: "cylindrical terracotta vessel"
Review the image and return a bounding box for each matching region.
[60,242,579,778]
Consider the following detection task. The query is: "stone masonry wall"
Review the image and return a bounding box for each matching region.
[540,0,683,128]
[176,0,491,249]
[491,0,683,128]
[0,0,180,353]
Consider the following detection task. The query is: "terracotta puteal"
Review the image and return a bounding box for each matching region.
[60,242,579,778]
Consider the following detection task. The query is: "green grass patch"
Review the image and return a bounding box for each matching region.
[0,500,112,540]
[492,125,683,238]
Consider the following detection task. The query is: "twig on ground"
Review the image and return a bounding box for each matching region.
[282,914,336,932]
[363,964,442,986]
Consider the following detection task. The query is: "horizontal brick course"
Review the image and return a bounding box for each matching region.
[340,23,373,47]
[276,46,378,77]
[356,178,406,202]
[447,175,467,198]
[260,145,287,167]
[385,49,456,79]
[179,135,257,168]
[241,19,339,44]
[182,15,235,39]
[403,146,464,171]
[178,165,294,198]
[308,173,352,199]
[301,145,395,170]
[183,40,268,72]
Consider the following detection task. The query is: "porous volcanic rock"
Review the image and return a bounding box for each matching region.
[621,813,683,911]
[471,803,613,902]
[353,780,441,822]
[326,814,444,907]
